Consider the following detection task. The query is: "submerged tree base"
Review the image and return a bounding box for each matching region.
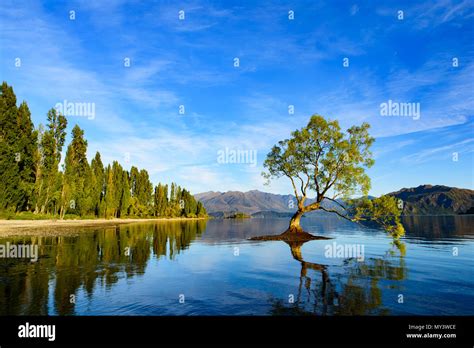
[249,228,331,242]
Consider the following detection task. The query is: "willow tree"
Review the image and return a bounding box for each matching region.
[261,115,378,240]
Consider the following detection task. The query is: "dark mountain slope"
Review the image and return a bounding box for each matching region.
[388,185,473,215]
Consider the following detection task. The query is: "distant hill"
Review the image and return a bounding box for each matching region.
[194,190,341,216]
[195,190,295,214]
[195,185,474,217]
[387,185,474,215]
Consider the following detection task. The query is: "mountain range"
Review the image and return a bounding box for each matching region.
[388,185,474,215]
[195,185,473,217]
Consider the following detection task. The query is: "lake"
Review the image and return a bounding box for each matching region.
[0,216,473,316]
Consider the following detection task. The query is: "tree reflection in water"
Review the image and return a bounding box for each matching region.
[0,218,413,316]
[270,240,406,316]
[0,220,207,315]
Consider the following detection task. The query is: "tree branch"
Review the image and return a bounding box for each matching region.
[296,174,305,197]
[302,201,320,212]
[284,170,301,205]
[319,154,346,199]
[319,206,354,222]
[323,197,348,212]
[313,140,323,200]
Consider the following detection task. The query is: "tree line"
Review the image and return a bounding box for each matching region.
[0,82,206,219]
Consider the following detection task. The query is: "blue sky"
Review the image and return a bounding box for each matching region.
[0,0,473,196]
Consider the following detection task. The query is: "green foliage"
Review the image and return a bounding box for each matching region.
[103,162,128,218]
[61,125,91,218]
[34,107,67,215]
[0,83,37,212]
[263,114,374,205]
[262,114,403,237]
[90,152,105,216]
[351,195,405,239]
[16,102,37,210]
[0,82,207,220]
[153,183,168,217]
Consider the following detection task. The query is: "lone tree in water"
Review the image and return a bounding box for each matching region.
[258,114,389,241]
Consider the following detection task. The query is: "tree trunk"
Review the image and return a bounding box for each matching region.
[287,210,304,233]
[40,184,50,214]
[59,185,66,220]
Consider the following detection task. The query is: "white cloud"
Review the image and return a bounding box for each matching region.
[400,139,474,164]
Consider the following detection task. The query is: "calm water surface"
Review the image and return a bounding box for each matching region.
[0,216,473,315]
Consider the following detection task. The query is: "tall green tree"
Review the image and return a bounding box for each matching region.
[34,108,67,214]
[180,189,197,217]
[129,166,139,198]
[137,169,153,211]
[196,201,206,217]
[118,169,130,217]
[60,125,90,219]
[16,102,37,211]
[129,167,153,216]
[153,183,168,217]
[103,161,131,218]
[263,114,377,235]
[170,182,176,202]
[103,164,115,218]
[0,83,37,212]
[0,82,21,211]
[90,152,105,216]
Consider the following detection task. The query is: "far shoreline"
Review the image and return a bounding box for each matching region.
[0,217,208,236]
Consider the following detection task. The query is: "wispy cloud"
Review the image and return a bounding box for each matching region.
[400,139,474,164]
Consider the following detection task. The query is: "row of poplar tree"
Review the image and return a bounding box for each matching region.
[0,82,207,219]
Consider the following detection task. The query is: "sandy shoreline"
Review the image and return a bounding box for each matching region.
[0,217,207,236]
